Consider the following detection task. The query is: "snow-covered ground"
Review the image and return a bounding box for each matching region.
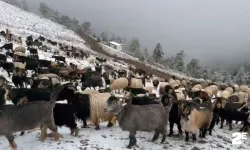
[0,1,249,150]
[0,1,91,51]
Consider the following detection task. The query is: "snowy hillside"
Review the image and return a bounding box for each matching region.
[0,1,91,51]
[0,1,249,150]
[0,0,207,82]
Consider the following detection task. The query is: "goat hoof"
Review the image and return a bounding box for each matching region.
[9,141,17,150]
[107,122,114,127]
[54,132,62,141]
[47,133,54,137]
[20,132,25,136]
[229,128,232,131]
[219,126,223,129]
[168,133,173,137]
[127,145,133,149]
[95,126,100,130]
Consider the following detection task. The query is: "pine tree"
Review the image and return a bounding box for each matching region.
[39,2,59,22]
[82,22,91,34]
[202,66,210,80]
[97,37,101,42]
[144,48,149,57]
[233,66,250,84]
[152,43,164,62]
[100,32,108,42]
[186,58,201,78]
[129,38,140,53]
[115,36,123,44]
[210,66,225,83]
[109,34,116,41]
[39,2,50,17]
[173,50,185,72]
[60,15,71,28]
[21,0,28,11]
[70,17,80,31]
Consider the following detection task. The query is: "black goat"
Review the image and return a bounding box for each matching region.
[82,76,103,90]
[0,43,13,50]
[0,53,7,64]
[52,55,66,63]
[53,104,79,136]
[0,62,14,77]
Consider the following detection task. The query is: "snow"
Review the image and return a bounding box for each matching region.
[0,1,91,52]
[0,1,249,150]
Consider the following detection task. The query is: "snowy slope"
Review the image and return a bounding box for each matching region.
[0,1,249,150]
[0,1,90,51]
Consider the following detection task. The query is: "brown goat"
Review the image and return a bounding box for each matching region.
[180,101,213,142]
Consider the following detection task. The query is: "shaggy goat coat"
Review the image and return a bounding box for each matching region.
[110,77,128,90]
[80,89,100,94]
[220,90,231,100]
[181,107,212,135]
[89,93,116,126]
[129,78,143,89]
[225,87,234,95]
[115,102,169,137]
[14,46,26,53]
[192,84,203,92]
[13,62,25,69]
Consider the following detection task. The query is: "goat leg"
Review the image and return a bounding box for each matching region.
[74,127,80,136]
[192,134,197,142]
[199,130,202,138]
[168,122,174,137]
[239,121,248,132]
[208,116,216,135]
[160,130,167,144]
[81,119,89,128]
[201,127,208,138]
[228,120,233,130]
[151,130,160,142]
[94,119,100,130]
[46,122,60,141]
[9,141,17,150]
[40,125,47,142]
[177,122,183,136]
[220,118,224,129]
[107,121,114,127]
[185,131,189,142]
[6,134,17,150]
[127,134,137,149]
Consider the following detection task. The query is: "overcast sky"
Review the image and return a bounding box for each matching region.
[25,0,250,64]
